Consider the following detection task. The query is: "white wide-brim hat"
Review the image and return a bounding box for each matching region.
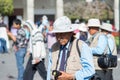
[79,23,88,32]
[52,16,76,33]
[72,23,88,32]
[87,18,101,27]
[101,23,113,32]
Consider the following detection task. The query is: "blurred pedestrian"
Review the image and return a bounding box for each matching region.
[0,15,10,53]
[39,15,50,43]
[99,23,117,80]
[36,18,42,28]
[47,16,95,80]
[46,25,57,80]
[10,19,30,80]
[73,23,88,41]
[86,19,108,80]
[23,20,47,80]
[47,25,56,51]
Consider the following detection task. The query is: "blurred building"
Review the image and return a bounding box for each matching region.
[3,0,120,31]
[4,0,63,29]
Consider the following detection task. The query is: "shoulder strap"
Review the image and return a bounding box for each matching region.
[76,39,81,57]
[105,35,113,55]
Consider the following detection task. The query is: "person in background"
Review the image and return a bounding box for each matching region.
[9,19,30,80]
[46,25,57,80]
[100,23,117,80]
[47,25,56,51]
[23,20,47,80]
[0,15,10,53]
[35,18,42,28]
[39,15,50,43]
[47,16,95,80]
[86,19,108,80]
[73,23,88,41]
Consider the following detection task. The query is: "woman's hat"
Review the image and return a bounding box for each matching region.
[100,23,113,32]
[78,23,88,32]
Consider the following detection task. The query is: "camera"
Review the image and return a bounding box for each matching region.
[52,70,62,80]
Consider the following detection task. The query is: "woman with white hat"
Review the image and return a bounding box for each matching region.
[100,23,117,80]
[47,16,95,80]
[87,19,113,80]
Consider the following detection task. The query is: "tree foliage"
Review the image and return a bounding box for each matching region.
[64,0,114,20]
[0,0,13,15]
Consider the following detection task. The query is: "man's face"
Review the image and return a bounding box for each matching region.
[13,22,20,29]
[88,27,99,35]
[55,32,73,45]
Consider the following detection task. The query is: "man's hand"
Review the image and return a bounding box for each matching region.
[26,51,30,57]
[13,45,18,52]
[57,71,74,80]
[35,58,40,64]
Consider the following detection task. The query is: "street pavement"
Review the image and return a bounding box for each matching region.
[0,41,120,80]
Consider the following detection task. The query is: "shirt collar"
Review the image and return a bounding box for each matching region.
[92,32,99,38]
[60,39,71,50]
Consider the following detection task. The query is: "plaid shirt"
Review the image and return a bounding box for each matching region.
[14,28,28,48]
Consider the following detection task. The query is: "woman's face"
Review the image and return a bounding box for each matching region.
[55,32,73,45]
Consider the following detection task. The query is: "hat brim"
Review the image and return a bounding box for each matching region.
[51,24,77,33]
[51,28,75,33]
[101,27,113,32]
[88,25,100,27]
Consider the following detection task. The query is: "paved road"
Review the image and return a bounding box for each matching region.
[0,41,47,80]
[0,51,44,80]
[0,41,120,80]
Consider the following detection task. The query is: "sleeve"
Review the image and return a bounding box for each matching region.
[108,37,114,53]
[47,50,52,80]
[27,38,32,53]
[75,43,95,80]
[91,35,107,55]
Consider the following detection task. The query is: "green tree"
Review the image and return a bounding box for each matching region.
[0,0,13,15]
[64,0,114,20]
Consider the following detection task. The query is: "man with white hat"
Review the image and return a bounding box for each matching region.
[100,23,117,80]
[87,19,108,80]
[47,16,95,80]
